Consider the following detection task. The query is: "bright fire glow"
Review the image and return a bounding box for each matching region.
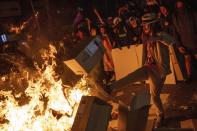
[0,44,91,131]
[9,12,39,34]
[9,22,27,34]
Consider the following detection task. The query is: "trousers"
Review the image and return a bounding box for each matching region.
[111,66,166,115]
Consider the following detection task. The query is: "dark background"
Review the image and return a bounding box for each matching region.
[1,0,197,27]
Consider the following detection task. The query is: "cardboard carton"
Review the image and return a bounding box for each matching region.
[111,44,177,84]
[72,96,112,131]
[64,37,105,75]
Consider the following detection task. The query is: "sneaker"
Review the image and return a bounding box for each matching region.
[154,114,164,129]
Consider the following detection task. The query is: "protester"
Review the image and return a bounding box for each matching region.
[159,4,173,34]
[71,0,197,85]
[172,0,197,82]
[126,16,142,44]
[113,17,129,48]
[109,12,176,128]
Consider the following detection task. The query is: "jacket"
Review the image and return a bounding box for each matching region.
[173,10,197,49]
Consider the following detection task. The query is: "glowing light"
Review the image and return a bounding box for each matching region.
[0,44,92,131]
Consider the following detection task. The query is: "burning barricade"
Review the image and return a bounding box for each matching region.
[0,44,94,131]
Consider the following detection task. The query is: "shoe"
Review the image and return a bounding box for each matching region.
[154,114,164,129]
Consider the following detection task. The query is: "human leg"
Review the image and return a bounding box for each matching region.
[148,70,166,128]
[149,77,165,115]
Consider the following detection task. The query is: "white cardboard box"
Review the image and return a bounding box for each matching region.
[111,44,177,84]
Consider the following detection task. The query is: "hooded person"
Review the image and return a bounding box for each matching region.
[109,12,176,128]
[173,0,197,82]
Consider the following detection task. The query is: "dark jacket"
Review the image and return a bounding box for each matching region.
[173,9,197,49]
[160,14,173,35]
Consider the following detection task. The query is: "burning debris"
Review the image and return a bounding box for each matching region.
[0,44,93,131]
[9,12,39,34]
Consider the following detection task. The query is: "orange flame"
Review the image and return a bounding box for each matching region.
[0,44,91,131]
[9,12,38,34]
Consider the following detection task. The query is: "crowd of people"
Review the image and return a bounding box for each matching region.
[72,0,197,128]
[72,0,197,85]
[0,0,196,129]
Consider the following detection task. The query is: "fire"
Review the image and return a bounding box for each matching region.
[9,12,39,34]
[0,44,91,131]
[9,22,27,34]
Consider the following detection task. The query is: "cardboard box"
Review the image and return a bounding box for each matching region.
[64,37,109,98]
[72,96,112,131]
[181,119,197,131]
[118,93,152,131]
[169,45,185,81]
[64,37,105,75]
[111,45,143,81]
[111,44,176,84]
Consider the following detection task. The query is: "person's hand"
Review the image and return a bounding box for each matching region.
[178,47,186,54]
[164,21,169,26]
[133,37,137,41]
